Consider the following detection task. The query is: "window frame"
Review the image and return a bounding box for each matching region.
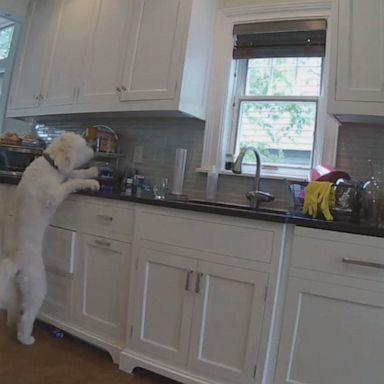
[200,1,338,182]
[228,58,322,174]
[0,19,20,132]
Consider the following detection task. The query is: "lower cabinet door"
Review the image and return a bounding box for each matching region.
[75,234,131,343]
[41,271,73,322]
[42,225,76,275]
[132,245,197,365]
[188,261,268,384]
[275,277,384,384]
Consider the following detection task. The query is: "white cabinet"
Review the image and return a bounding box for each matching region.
[1,184,17,256]
[131,246,196,364]
[0,184,9,257]
[131,243,268,384]
[37,196,134,362]
[120,0,188,102]
[7,0,57,110]
[188,261,268,384]
[77,0,136,106]
[7,0,215,119]
[336,0,384,102]
[39,0,93,108]
[275,277,384,384]
[275,227,384,384]
[75,234,131,344]
[121,207,285,384]
[328,0,384,119]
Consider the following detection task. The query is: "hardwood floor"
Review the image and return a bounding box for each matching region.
[0,312,177,384]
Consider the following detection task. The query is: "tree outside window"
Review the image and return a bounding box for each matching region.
[235,57,322,169]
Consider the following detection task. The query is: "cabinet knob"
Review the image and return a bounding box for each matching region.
[121,85,127,91]
[94,239,111,248]
[185,270,193,291]
[195,272,204,293]
[96,214,113,221]
[116,87,121,92]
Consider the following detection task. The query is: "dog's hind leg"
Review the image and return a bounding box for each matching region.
[17,266,47,345]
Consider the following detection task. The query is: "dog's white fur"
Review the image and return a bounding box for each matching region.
[0,132,99,345]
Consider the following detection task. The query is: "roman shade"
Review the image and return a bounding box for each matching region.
[233,19,327,59]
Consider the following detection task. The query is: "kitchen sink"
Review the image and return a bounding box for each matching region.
[186,199,288,215]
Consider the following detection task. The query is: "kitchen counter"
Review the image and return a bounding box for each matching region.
[3,175,384,238]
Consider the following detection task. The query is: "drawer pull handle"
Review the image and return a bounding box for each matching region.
[96,214,113,221]
[94,239,111,247]
[195,272,204,293]
[185,270,193,291]
[342,257,384,270]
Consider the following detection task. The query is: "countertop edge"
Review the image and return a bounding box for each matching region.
[2,177,384,238]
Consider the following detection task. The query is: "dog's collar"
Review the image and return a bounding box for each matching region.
[43,153,59,171]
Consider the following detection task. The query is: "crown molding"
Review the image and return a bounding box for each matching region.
[221,1,333,17]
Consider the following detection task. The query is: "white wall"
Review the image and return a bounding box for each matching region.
[0,0,29,19]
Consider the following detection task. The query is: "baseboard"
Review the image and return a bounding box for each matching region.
[119,349,225,384]
[38,313,123,364]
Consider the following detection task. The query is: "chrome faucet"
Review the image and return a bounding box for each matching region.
[232,146,274,209]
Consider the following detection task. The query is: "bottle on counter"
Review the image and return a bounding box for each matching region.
[225,153,234,170]
[133,170,145,197]
[122,176,133,196]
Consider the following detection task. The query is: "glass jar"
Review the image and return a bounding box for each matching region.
[362,169,384,227]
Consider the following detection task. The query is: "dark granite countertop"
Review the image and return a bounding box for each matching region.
[3,176,384,238]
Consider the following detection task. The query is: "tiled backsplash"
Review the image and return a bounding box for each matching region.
[16,116,384,209]
[336,123,384,181]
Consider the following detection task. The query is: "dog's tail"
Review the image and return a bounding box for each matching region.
[0,258,19,309]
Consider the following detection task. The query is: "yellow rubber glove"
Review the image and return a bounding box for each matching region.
[303,182,335,220]
[303,182,321,218]
[319,183,334,221]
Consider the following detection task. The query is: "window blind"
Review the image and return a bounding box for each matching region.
[233,19,326,59]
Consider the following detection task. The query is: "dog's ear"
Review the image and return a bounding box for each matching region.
[54,146,74,174]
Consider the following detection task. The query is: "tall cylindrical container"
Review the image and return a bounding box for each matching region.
[206,167,219,202]
[171,148,187,195]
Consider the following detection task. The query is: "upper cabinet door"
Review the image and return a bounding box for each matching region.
[7,0,58,110]
[39,0,94,107]
[77,0,137,106]
[336,0,384,102]
[120,0,191,101]
[188,261,268,384]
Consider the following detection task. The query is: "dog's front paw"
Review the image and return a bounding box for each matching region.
[18,333,35,345]
[86,180,100,191]
[88,166,99,178]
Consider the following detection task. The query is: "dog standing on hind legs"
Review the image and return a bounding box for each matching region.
[0,132,100,345]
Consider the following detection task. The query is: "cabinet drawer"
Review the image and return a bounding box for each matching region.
[41,271,73,321]
[43,226,76,275]
[80,201,135,241]
[138,209,277,263]
[50,198,79,229]
[292,227,384,282]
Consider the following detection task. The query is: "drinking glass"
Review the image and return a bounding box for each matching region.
[153,177,168,200]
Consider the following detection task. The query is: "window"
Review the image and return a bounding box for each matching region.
[229,20,326,177]
[0,24,14,61]
[0,19,17,131]
[0,23,15,91]
[233,57,322,170]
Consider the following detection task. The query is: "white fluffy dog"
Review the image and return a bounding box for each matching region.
[0,132,99,345]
